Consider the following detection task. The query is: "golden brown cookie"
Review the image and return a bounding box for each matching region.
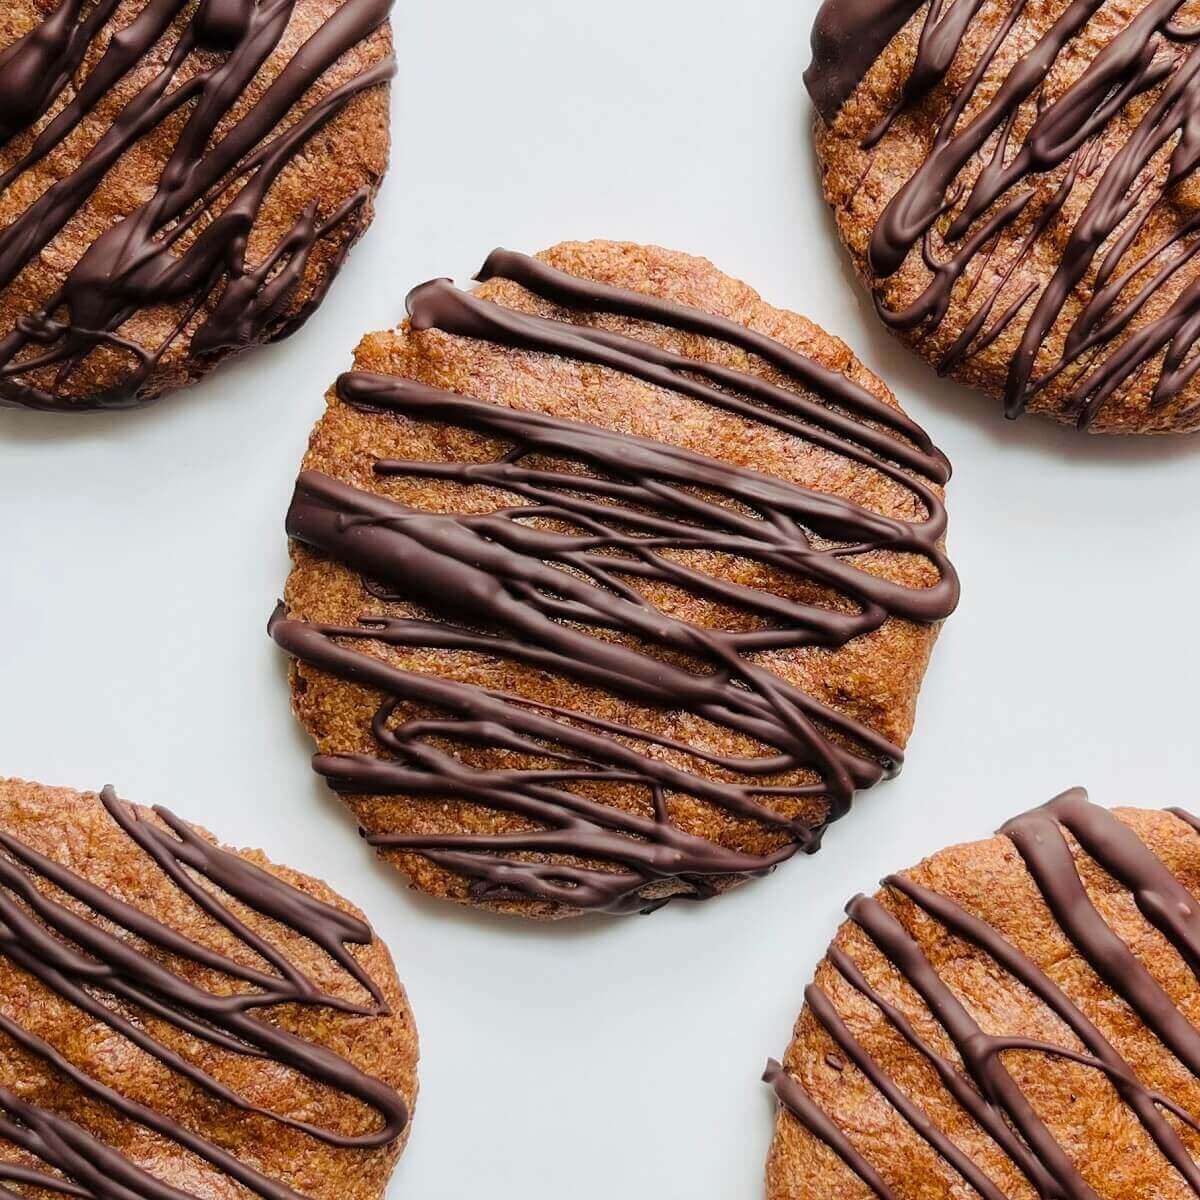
[806,0,1200,433]
[268,239,960,919]
[0,0,393,411]
[765,788,1200,1198]
[0,776,417,1200]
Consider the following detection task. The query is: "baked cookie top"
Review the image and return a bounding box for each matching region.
[766,788,1200,1198]
[0,0,393,411]
[269,239,959,919]
[0,777,417,1200]
[806,0,1200,433]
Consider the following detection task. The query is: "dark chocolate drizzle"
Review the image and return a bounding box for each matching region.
[766,788,1200,1198]
[0,785,407,1200]
[269,248,958,914]
[805,0,926,124]
[806,0,1200,427]
[0,0,394,411]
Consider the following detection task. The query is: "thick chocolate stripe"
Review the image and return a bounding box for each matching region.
[1003,805,1200,1081]
[271,251,956,913]
[806,0,1200,426]
[0,0,394,409]
[0,787,407,1200]
[804,0,926,124]
[767,790,1200,1197]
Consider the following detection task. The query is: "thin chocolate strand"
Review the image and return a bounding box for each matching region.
[807,0,1200,426]
[767,789,1200,1196]
[0,786,407,1200]
[826,942,1054,1188]
[271,254,956,913]
[0,0,394,410]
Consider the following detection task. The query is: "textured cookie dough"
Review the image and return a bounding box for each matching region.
[0,0,393,411]
[0,776,418,1200]
[807,0,1200,433]
[766,788,1200,1198]
[270,239,959,919]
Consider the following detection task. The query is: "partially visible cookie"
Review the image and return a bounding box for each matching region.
[807,0,1200,433]
[0,777,417,1200]
[766,788,1200,1198]
[269,239,959,919]
[0,0,394,411]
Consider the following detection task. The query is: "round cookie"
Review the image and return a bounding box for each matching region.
[0,0,394,412]
[765,788,1200,1198]
[806,0,1200,433]
[269,239,960,919]
[0,777,417,1199]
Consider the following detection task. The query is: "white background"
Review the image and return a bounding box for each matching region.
[2,1,1199,1196]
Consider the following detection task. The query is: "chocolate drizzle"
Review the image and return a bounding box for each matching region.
[0,785,408,1200]
[766,789,1200,1198]
[0,0,394,410]
[269,248,958,914]
[806,0,1200,427]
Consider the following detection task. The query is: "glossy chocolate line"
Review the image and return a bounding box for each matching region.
[0,786,407,1200]
[767,789,1200,1197]
[807,0,1200,426]
[0,0,394,410]
[271,253,956,913]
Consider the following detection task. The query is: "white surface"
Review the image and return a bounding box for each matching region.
[2,1,1200,1196]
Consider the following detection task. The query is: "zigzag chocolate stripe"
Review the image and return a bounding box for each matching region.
[807,0,1200,426]
[0,786,407,1200]
[767,789,1200,1198]
[269,249,957,914]
[0,0,394,410]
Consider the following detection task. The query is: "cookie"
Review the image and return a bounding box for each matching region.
[806,0,1200,433]
[0,0,393,412]
[0,777,417,1199]
[765,788,1200,1198]
[268,239,959,919]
